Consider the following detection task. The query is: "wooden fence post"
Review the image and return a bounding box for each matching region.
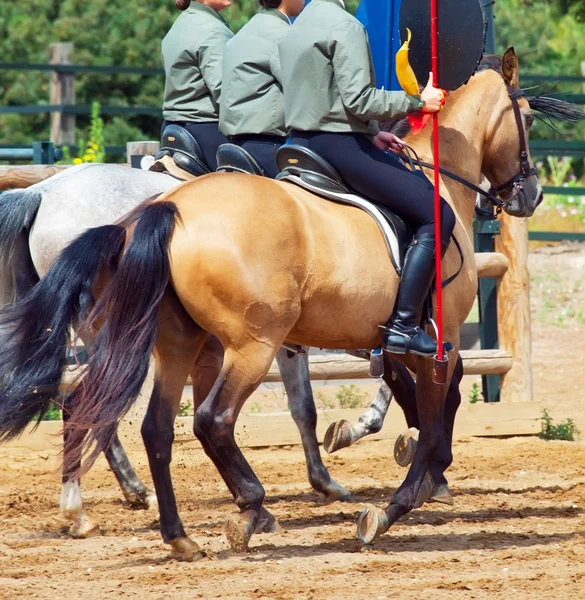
[50,42,75,147]
[495,213,533,403]
[126,141,160,168]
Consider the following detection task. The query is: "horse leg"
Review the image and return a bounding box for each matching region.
[61,396,100,538]
[324,355,416,454]
[427,354,464,505]
[389,355,462,505]
[276,348,350,501]
[191,334,224,409]
[141,318,207,561]
[104,433,157,509]
[193,342,281,553]
[357,352,456,543]
[323,380,393,454]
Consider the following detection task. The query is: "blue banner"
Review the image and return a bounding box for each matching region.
[356,0,402,91]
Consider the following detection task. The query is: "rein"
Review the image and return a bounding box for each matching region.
[398,83,536,219]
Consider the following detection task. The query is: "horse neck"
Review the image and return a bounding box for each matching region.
[405,72,500,236]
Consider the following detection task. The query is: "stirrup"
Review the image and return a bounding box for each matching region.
[382,325,453,358]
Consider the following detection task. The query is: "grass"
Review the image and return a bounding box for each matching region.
[468,382,482,404]
[178,401,193,417]
[538,409,580,441]
[335,385,368,409]
[40,403,62,421]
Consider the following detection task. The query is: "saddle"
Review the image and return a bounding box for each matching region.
[275,145,414,274]
[150,125,211,180]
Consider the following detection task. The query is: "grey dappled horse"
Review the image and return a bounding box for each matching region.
[0,163,349,536]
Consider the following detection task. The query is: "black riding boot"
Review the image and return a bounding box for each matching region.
[382,232,452,357]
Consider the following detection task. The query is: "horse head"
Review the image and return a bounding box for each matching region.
[479,47,543,218]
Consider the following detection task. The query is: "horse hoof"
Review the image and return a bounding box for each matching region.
[255,507,283,534]
[393,427,419,467]
[430,483,454,505]
[318,480,352,503]
[69,517,101,539]
[323,420,355,454]
[127,489,158,511]
[143,491,158,510]
[357,505,390,544]
[169,536,204,562]
[413,473,435,509]
[225,512,256,552]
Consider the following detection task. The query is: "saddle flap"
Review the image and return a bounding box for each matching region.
[276,145,414,274]
[155,124,211,177]
[216,143,264,176]
[276,145,348,193]
[373,205,414,271]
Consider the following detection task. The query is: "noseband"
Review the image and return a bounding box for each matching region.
[400,82,537,217]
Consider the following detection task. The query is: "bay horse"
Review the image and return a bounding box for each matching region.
[0,49,547,559]
[0,164,350,536]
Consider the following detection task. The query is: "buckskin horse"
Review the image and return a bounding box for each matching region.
[1,50,580,559]
[0,159,351,536]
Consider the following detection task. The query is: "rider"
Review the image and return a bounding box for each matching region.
[219,0,304,177]
[161,0,233,171]
[279,0,455,357]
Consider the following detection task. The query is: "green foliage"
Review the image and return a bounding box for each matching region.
[468,382,481,404]
[335,384,368,409]
[248,400,262,414]
[60,101,105,164]
[178,401,193,417]
[0,0,581,151]
[496,0,585,146]
[538,409,580,440]
[40,403,62,421]
[316,390,335,410]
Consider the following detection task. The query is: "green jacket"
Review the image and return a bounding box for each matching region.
[162,2,233,122]
[220,9,290,138]
[278,0,420,136]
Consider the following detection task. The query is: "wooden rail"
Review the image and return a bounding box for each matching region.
[60,349,513,393]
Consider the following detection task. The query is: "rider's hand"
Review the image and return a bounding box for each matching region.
[373,131,404,154]
[420,72,445,114]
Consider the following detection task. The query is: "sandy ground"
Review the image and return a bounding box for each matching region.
[1,437,585,600]
[0,244,584,599]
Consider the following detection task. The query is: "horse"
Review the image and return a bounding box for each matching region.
[0,163,349,537]
[0,49,552,560]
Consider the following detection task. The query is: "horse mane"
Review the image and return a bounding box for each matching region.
[384,53,584,135]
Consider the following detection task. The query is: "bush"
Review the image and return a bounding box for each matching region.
[538,409,580,441]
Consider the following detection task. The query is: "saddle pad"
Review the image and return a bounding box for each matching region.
[278,174,409,274]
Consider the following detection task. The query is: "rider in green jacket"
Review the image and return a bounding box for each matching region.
[220,0,304,177]
[279,0,453,357]
[161,0,233,170]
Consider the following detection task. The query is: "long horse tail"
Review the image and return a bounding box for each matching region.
[66,201,179,473]
[0,222,127,443]
[0,188,43,302]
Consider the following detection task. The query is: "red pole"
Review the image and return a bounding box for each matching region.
[430,0,443,362]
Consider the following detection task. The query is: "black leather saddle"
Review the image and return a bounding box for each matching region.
[216,143,264,176]
[275,145,414,272]
[155,125,211,177]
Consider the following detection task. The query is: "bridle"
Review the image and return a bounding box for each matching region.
[399,82,537,218]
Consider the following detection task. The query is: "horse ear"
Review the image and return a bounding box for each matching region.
[502,47,519,88]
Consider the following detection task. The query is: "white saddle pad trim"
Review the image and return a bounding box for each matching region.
[279,174,402,270]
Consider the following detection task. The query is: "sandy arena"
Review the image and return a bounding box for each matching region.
[1,244,585,599]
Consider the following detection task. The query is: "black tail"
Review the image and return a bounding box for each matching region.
[0,188,42,303]
[66,201,179,472]
[0,224,127,442]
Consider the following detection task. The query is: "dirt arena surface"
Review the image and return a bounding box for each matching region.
[1,243,584,599]
[1,435,585,600]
